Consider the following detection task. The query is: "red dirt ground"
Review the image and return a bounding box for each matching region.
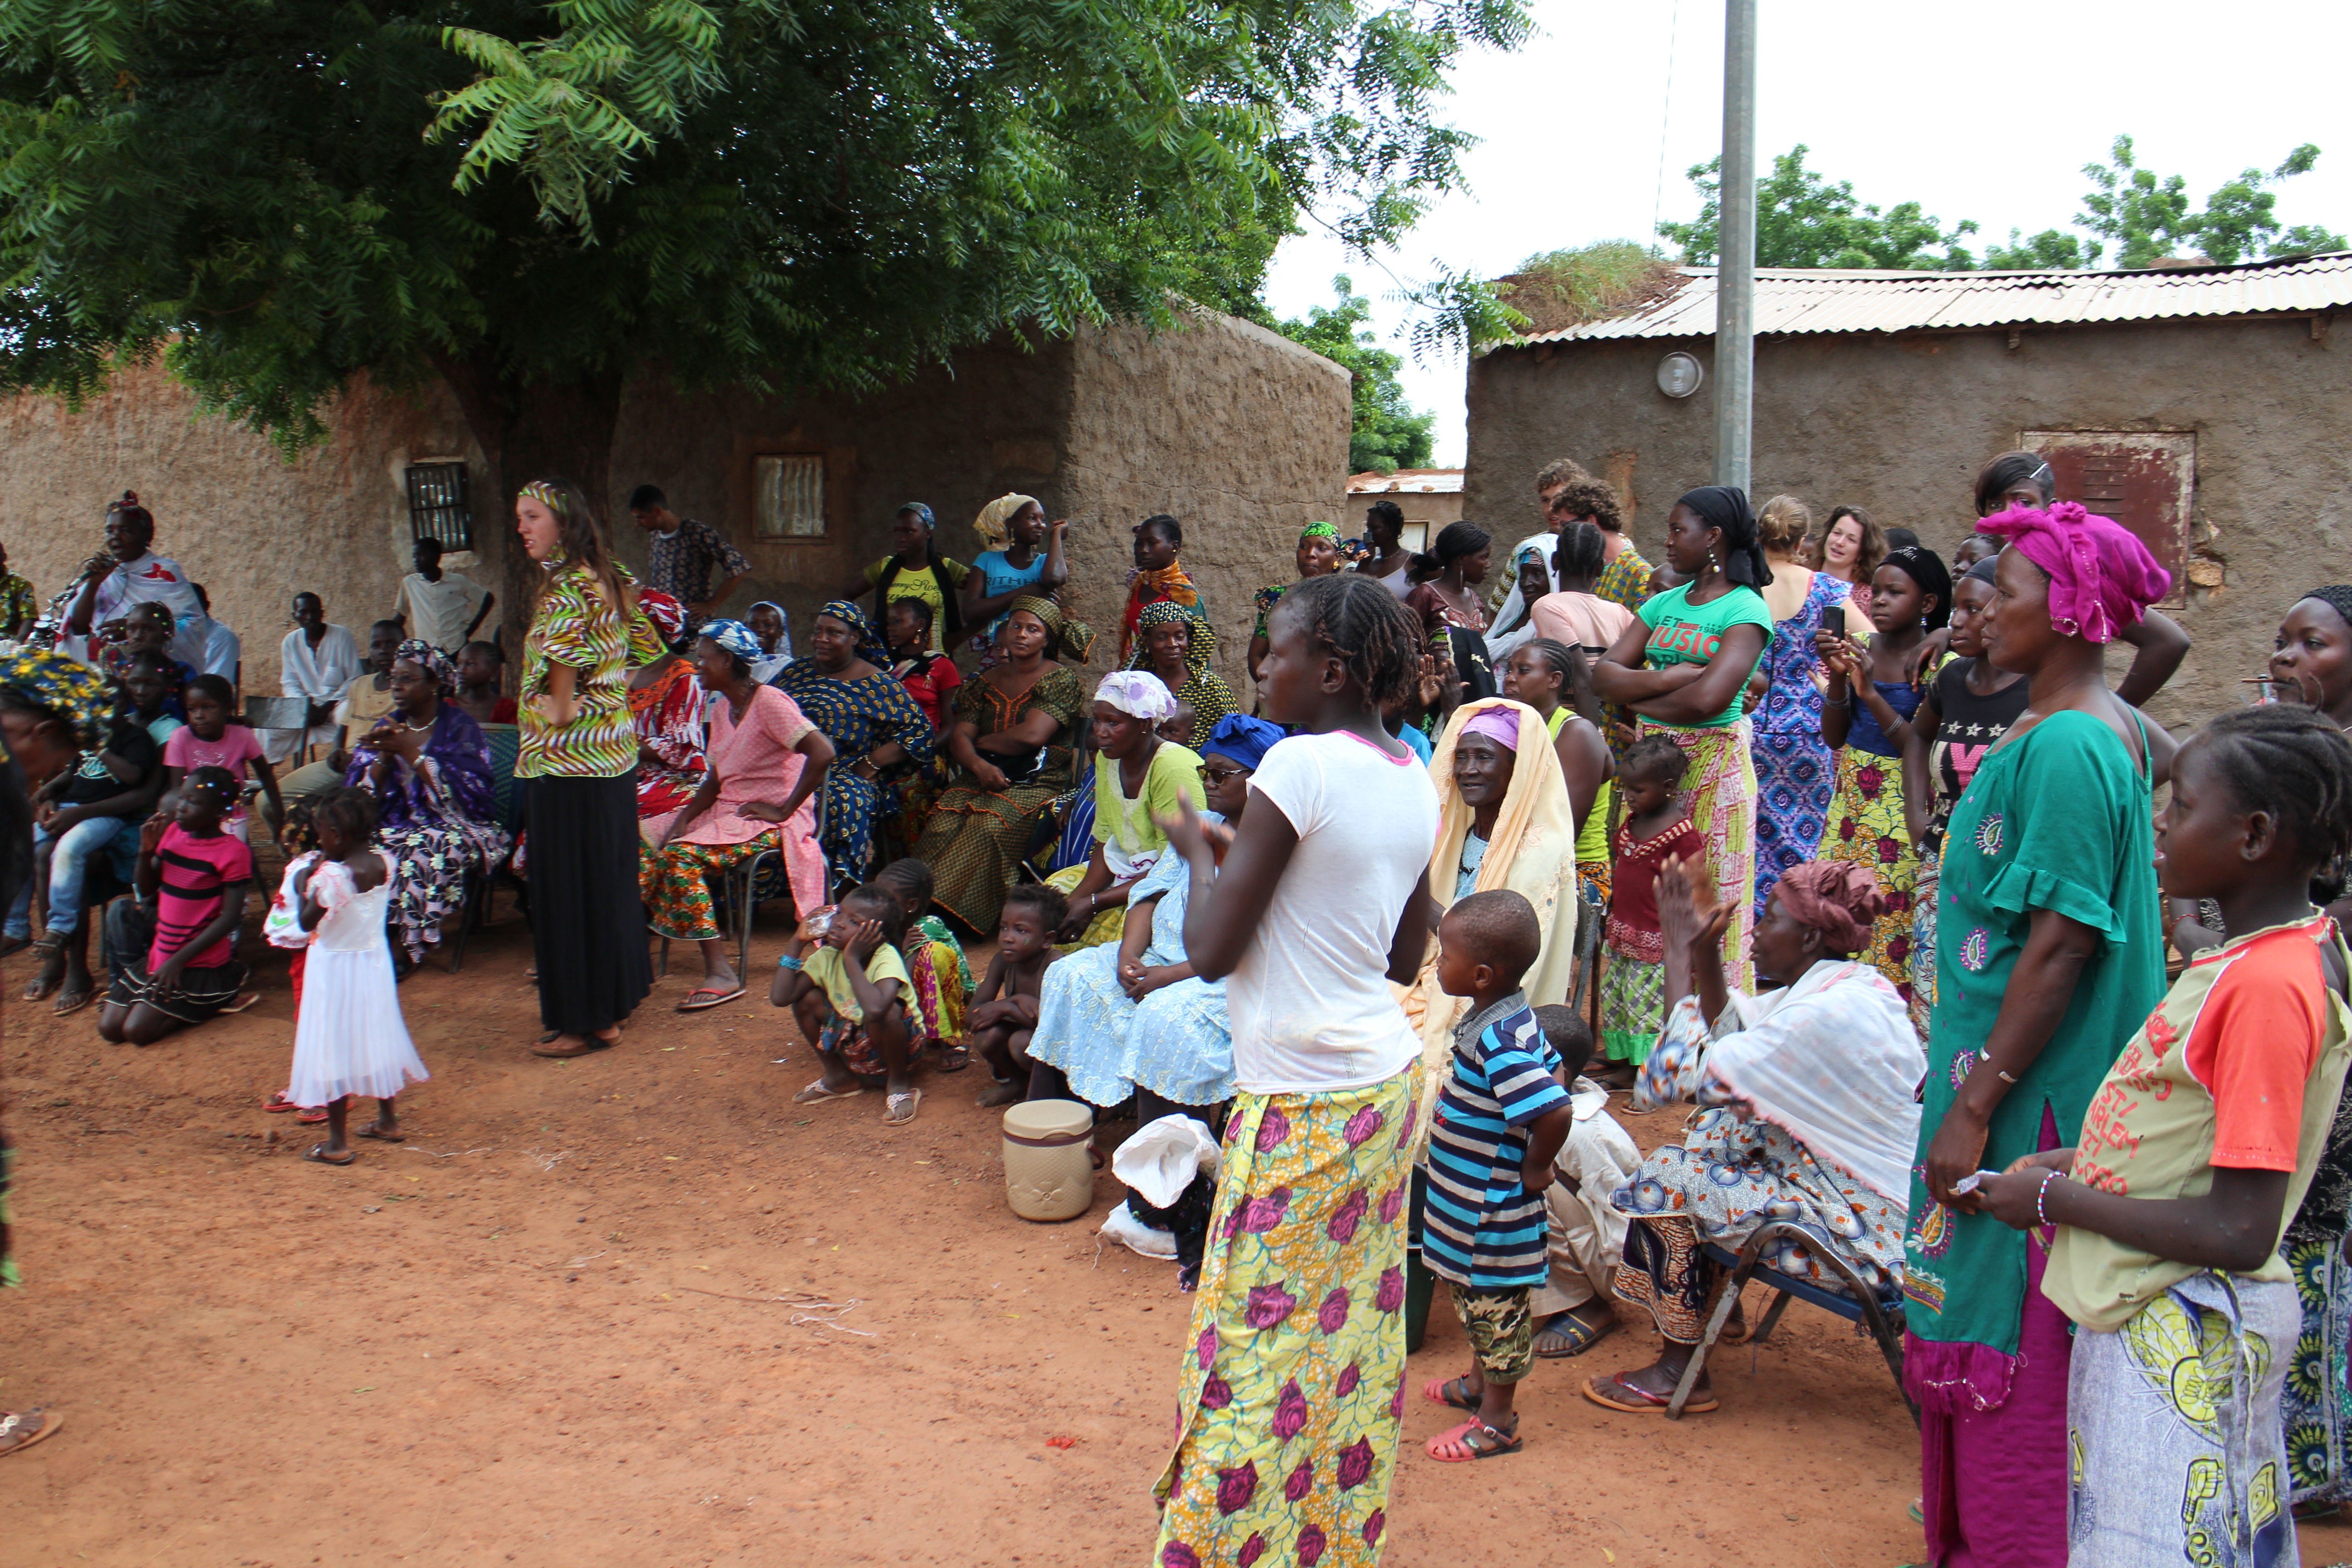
[4,907,2347,1566]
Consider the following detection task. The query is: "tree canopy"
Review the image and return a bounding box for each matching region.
[1274,275,1433,475]
[0,0,1529,510]
[1660,137,2345,273]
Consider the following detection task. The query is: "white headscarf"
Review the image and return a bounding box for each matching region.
[1094,671,1177,720]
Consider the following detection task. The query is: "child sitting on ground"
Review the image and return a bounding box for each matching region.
[1527,1003,1642,1360]
[1977,706,2352,1559]
[95,767,257,1046]
[970,883,1065,1108]
[773,882,925,1127]
[876,857,974,1072]
[282,789,430,1165]
[1421,889,1577,1461]
[1597,735,1700,1076]
[165,673,284,844]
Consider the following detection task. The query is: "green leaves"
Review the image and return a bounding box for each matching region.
[1274,272,1431,474]
[0,0,1524,462]
[1657,137,2342,279]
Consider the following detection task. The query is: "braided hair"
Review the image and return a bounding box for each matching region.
[1275,573,1423,711]
[1521,636,1601,725]
[1554,521,1606,583]
[312,784,380,848]
[2299,585,2352,634]
[2195,706,2352,893]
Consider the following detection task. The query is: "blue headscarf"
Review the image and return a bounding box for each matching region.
[698,618,765,665]
[1200,713,1283,772]
[898,502,935,530]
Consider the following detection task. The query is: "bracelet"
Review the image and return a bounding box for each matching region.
[2036,1170,2062,1227]
[775,953,803,972]
[1977,1048,2019,1085]
[1822,693,1849,708]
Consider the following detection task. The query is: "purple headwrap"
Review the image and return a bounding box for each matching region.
[1459,707,1521,752]
[1978,501,2171,644]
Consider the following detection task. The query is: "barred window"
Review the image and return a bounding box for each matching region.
[753,454,826,538]
[404,462,473,551]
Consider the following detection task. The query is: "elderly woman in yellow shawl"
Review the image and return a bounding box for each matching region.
[1399,698,1583,1072]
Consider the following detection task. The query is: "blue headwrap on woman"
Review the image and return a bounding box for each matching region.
[698,618,766,666]
[1200,713,1284,772]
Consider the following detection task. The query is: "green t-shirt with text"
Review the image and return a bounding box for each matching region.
[1635,583,1774,728]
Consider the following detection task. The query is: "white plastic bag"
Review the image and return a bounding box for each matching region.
[1112,1114,1222,1209]
[1098,1200,1179,1260]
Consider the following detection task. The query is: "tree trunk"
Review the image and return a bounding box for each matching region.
[431,352,625,658]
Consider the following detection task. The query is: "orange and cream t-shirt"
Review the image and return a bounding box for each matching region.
[2046,912,2352,1332]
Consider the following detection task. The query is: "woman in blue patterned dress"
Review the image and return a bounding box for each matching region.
[1749,499,1865,917]
[772,602,935,897]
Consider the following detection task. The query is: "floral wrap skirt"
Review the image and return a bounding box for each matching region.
[1819,747,1919,1002]
[1153,1066,1421,1567]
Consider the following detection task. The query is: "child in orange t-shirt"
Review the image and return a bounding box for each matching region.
[1976,706,2352,1561]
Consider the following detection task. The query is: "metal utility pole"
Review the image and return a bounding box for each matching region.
[1714,0,1757,492]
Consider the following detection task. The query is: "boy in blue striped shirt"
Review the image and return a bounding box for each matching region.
[1420,889,1576,1461]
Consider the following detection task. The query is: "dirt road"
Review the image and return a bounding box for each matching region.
[5,916,2335,1566]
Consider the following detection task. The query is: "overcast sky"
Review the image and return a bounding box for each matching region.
[1263,0,2352,469]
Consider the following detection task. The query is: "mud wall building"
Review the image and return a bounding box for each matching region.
[1464,254,2352,730]
[0,308,1349,698]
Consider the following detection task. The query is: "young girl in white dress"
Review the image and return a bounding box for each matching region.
[284,788,429,1165]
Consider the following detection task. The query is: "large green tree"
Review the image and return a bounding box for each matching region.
[0,0,1527,599]
[1275,275,1432,475]
[1659,138,2343,274]
[1659,145,1981,271]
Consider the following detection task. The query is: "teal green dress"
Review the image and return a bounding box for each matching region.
[1904,710,2164,1382]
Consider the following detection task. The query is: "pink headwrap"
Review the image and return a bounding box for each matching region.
[1458,708,1521,751]
[1977,501,2171,645]
[1774,861,1887,956]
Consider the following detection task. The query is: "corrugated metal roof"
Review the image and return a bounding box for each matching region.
[1509,252,2352,343]
[1348,468,1464,495]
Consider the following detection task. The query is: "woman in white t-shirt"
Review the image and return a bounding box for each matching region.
[1150,573,1439,1568]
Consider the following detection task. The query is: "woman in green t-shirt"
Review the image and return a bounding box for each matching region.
[1592,486,1775,987]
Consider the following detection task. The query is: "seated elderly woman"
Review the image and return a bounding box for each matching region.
[625,589,709,831]
[911,596,1093,936]
[1398,699,1581,1081]
[640,620,833,1010]
[343,640,514,969]
[1583,855,1923,1416]
[1041,671,1205,949]
[1018,714,1280,1114]
[774,600,935,897]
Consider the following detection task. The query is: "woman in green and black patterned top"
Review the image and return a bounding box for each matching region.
[514,479,663,1058]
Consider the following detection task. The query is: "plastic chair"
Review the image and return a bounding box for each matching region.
[658,844,783,982]
[1664,1220,1918,1426]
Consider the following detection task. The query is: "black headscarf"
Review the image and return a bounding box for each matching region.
[1674,486,1773,590]
[1882,544,1954,631]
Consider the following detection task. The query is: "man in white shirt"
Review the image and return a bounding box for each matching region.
[264,592,362,764]
[189,583,241,683]
[62,494,206,666]
[394,537,494,654]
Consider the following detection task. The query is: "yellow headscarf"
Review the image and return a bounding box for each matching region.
[974,492,1041,554]
[1396,697,1583,1136]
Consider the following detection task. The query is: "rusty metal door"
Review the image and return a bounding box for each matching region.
[2019,431,2195,608]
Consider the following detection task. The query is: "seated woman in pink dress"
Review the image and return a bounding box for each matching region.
[639,619,834,1011]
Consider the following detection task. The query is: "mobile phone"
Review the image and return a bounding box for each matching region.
[1820,603,1846,638]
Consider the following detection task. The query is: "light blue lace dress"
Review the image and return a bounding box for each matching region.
[1026,823,1233,1108]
